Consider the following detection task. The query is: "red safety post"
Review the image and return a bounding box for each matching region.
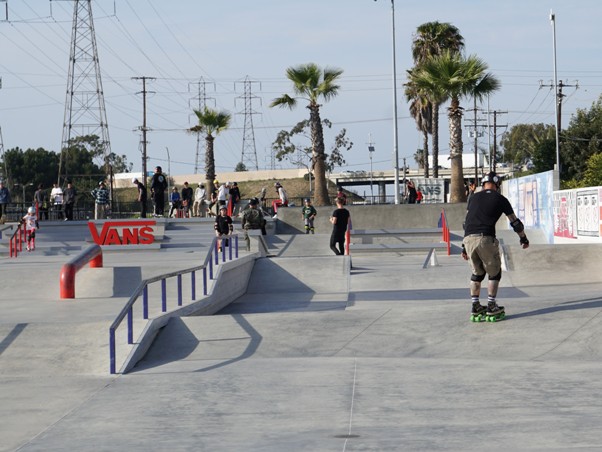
[345,218,352,256]
[60,244,103,299]
[440,209,451,256]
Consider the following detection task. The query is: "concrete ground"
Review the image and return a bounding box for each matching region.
[2,214,602,451]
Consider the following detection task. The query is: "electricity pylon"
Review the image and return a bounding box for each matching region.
[58,0,111,184]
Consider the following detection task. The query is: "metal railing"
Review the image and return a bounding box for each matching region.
[60,245,104,298]
[108,234,239,374]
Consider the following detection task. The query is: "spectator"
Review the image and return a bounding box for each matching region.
[63,182,77,221]
[132,178,147,218]
[329,197,350,255]
[407,180,417,204]
[91,181,110,220]
[34,184,49,221]
[214,205,233,252]
[193,183,206,217]
[181,181,193,218]
[217,181,229,209]
[169,186,181,218]
[271,181,288,217]
[416,188,423,204]
[0,180,11,223]
[228,182,241,217]
[150,166,168,217]
[336,186,347,205]
[50,183,63,220]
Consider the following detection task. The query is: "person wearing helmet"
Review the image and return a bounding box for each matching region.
[132,178,147,218]
[462,171,530,322]
[22,205,39,251]
[214,205,233,252]
[150,166,168,217]
[271,181,288,217]
[301,198,317,234]
[241,197,266,251]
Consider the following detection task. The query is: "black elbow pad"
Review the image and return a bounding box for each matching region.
[510,218,524,233]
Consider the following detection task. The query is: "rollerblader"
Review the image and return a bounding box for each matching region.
[462,172,529,322]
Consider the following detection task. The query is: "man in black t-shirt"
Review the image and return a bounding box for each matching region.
[132,178,148,218]
[329,198,350,255]
[462,172,529,320]
[150,166,168,217]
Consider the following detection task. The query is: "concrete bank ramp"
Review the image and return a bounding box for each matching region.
[505,243,602,286]
[219,255,350,314]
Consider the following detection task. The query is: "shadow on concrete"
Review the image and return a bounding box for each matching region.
[0,323,27,356]
[131,314,263,373]
[349,286,528,302]
[510,297,602,320]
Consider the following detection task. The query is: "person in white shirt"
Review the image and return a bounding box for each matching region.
[193,183,207,217]
[217,182,229,209]
[50,183,64,220]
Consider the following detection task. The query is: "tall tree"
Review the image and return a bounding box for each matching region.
[272,118,353,173]
[560,95,602,182]
[270,63,343,206]
[411,22,464,178]
[413,51,500,202]
[405,69,432,177]
[189,107,231,195]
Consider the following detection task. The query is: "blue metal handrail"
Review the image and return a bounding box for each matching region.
[109,234,239,374]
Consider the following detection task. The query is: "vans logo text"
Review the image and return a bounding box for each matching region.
[88,220,156,245]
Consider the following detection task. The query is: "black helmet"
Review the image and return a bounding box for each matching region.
[482,172,501,187]
[249,198,259,206]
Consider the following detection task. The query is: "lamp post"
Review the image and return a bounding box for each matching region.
[375,0,401,204]
[550,10,561,188]
[368,139,375,202]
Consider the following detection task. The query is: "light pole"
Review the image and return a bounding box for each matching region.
[368,135,375,202]
[550,10,561,186]
[375,0,401,204]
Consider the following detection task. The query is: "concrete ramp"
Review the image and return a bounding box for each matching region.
[505,243,602,286]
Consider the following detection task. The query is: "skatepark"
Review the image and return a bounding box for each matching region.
[2,203,602,451]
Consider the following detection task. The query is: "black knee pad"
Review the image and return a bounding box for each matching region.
[471,273,486,282]
[489,271,502,281]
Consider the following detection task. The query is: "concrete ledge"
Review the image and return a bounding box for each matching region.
[352,228,441,236]
[119,253,258,374]
[349,242,448,252]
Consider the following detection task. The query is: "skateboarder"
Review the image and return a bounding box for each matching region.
[462,172,529,321]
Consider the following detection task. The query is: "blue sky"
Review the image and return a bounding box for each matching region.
[1,0,601,177]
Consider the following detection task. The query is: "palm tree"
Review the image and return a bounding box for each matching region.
[189,107,231,195]
[413,51,500,202]
[411,22,464,178]
[405,69,432,177]
[270,63,343,206]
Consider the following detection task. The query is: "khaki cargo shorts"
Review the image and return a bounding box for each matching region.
[463,234,502,278]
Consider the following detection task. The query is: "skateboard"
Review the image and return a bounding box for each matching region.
[470,310,505,322]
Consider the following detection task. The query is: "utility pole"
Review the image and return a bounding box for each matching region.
[464,99,486,183]
[539,78,578,176]
[484,110,507,173]
[132,76,155,192]
[235,76,261,171]
[189,78,215,175]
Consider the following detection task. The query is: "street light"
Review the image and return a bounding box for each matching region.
[368,142,375,202]
[375,0,401,204]
[550,10,561,188]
